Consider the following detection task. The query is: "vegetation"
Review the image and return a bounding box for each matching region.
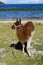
[0,22,43,65]
[0,8,43,11]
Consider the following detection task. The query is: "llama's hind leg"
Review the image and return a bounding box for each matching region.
[26,31,35,56]
[22,44,25,54]
[26,37,32,56]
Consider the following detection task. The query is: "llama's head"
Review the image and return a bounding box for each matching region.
[12,19,21,29]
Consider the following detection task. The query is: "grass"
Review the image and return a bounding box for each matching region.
[0,22,43,65]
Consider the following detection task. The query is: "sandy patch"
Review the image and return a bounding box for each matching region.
[0,18,43,24]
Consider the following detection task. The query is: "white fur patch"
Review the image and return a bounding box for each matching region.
[26,31,35,56]
[22,44,25,54]
[27,31,35,48]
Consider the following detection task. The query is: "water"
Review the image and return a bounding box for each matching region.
[0,10,43,18]
[0,4,43,18]
[0,4,43,8]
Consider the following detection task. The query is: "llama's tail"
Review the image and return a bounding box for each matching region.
[31,30,35,37]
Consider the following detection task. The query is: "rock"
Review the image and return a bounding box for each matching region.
[28,47,39,58]
[0,62,6,65]
[38,51,43,56]
[0,48,6,53]
[30,48,37,55]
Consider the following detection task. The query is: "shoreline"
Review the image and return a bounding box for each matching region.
[0,18,43,24]
[0,8,43,11]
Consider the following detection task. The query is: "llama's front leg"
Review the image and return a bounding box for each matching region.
[22,44,25,54]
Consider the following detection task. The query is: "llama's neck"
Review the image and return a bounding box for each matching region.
[16,24,23,31]
[15,25,29,42]
[15,25,26,42]
[15,24,24,36]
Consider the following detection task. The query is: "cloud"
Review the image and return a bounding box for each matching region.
[5,0,30,4]
[0,0,43,4]
[31,0,42,3]
[0,0,6,3]
[0,0,5,2]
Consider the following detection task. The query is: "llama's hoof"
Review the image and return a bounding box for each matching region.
[24,53,27,55]
[29,54,32,57]
[27,53,32,57]
[22,52,27,55]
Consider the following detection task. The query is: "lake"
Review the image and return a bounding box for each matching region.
[0,4,43,19]
[0,10,43,19]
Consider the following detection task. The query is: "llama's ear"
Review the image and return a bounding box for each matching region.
[18,19,21,23]
[16,18,18,22]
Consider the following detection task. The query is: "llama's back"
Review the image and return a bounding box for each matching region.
[23,22,35,40]
[24,22,35,32]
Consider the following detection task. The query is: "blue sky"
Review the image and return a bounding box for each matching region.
[0,0,43,4]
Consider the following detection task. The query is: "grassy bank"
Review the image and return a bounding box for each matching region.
[0,22,43,65]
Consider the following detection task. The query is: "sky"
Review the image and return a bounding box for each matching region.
[0,0,43,4]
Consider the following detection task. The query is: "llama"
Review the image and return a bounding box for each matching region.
[12,19,35,56]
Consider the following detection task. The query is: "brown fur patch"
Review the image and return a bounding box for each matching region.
[16,22,34,42]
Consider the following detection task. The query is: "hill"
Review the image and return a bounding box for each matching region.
[0,1,4,4]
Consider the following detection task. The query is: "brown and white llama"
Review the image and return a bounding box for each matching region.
[12,19,35,56]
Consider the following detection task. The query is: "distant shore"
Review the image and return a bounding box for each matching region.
[0,18,43,24]
[0,8,43,11]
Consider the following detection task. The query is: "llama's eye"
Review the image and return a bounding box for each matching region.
[15,22,19,26]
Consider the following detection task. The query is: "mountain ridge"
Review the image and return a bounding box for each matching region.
[0,1,4,4]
